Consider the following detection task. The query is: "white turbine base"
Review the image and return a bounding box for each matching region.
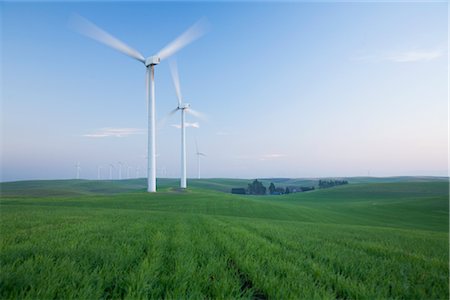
[147,65,157,192]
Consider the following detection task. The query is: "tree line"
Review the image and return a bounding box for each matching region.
[318,179,348,189]
[231,180,316,195]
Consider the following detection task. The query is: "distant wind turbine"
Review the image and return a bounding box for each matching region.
[126,164,131,179]
[97,165,102,180]
[166,59,205,189]
[109,164,115,180]
[118,162,123,180]
[75,162,81,179]
[195,140,206,179]
[136,166,141,178]
[70,14,208,192]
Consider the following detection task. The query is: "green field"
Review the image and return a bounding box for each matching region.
[0,178,448,299]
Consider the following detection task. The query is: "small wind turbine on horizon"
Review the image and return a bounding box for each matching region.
[166,59,205,189]
[195,140,206,179]
[136,166,141,178]
[75,162,81,179]
[97,165,102,180]
[126,164,132,179]
[70,14,209,192]
[109,164,115,180]
[118,162,123,180]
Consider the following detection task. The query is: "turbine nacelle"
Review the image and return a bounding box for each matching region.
[179,103,190,110]
[145,56,160,66]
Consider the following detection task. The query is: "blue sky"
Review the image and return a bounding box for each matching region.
[1,1,448,181]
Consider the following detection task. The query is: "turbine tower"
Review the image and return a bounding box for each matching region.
[75,162,81,179]
[195,140,206,179]
[71,15,208,192]
[118,161,123,180]
[136,166,141,178]
[126,164,131,179]
[97,165,102,180]
[109,164,115,180]
[167,59,205,189]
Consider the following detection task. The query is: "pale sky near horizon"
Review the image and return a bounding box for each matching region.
[1,1,448,181]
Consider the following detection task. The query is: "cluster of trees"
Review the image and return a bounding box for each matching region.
[230,180,273,195]
[318,179,348,189]
[231,179,342,195]
[247,179,267,195]
[231,188,246,195]
[300,186,315,192]
[269,183,290,195]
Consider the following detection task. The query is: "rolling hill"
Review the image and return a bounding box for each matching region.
[0,178,448,299]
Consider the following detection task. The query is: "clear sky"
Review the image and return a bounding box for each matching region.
[1,1,448,181]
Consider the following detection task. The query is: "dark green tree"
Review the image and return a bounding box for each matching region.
[269,182,276,194]
[285,187,290,194]
[248,179,267,195]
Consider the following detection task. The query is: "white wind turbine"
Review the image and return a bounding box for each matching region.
[195,140,206,179]
[136,166,141,178]
[75,162,81,179]
[118,161,123,180]
[97,165,102,180]
[126,163,132,179]
[70,15,208,192]
[109,164,115,180]
[167,59,205,189]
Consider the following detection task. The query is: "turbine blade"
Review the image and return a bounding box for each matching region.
[157,17,209,61]
[69,14,145,63]
[186,108,207,120]
[158,108,180,129]
[198,152,206,157]
[169,59,182,107]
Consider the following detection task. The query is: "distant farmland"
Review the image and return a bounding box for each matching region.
[0,178,448,299]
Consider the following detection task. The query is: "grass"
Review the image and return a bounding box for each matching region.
[0,178,448,299]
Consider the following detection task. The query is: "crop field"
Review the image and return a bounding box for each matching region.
[0,178,448,299]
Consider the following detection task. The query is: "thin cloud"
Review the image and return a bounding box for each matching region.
[83,128,145,138]
[216,131,230,136]
[259,154,285,161]
[386,50,443,62]
[353,49,444,63]
[351,54,380,62]
[234,154,286,161]
[171,122,200,129]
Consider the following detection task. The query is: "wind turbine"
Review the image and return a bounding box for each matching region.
[118,161,123,180]
[109,164,115,180]
[70,15,208,192]
[75,162,81,179]
[126,164,132,179]
[195,140,206,179]
[167,59,205,189]
[136,166,141,178]
[97,165,102,180]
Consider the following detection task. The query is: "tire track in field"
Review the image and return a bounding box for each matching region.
[228,219,382,298]
[186,217,252,298]
[217,217,448,299]
[197,216,268,300]
[226,258,267,300]
[202,217,339,298]
[238,218,448,288]
[124,217,242,299]
[121,223,175,299]
[212,217,371,299]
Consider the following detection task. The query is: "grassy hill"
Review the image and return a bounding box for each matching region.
[0,178,448,299]
[1,176,445,196]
